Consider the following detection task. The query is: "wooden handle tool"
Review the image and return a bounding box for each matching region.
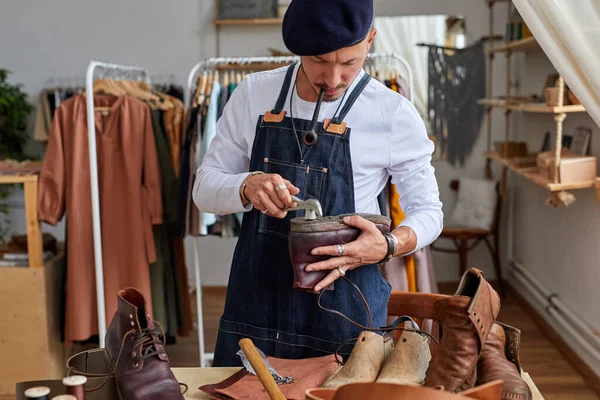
[238,338,287,400]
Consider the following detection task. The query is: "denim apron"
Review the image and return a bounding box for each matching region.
[213,64,392,367]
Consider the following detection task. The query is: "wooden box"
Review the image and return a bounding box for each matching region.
[537,149,597,183]
[0,252,66,395]
[495,141,528,158]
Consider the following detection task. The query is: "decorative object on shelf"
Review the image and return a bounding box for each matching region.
[494,141,528,158]
[570,126,592,156]
[218,0,277,20]
[562,134,573,149]
[427,41,486,166]
[536,148,597,184]
[540,132,551,152]
[568,89,581,105]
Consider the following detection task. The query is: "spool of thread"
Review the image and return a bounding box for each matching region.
[24,387,51,400]
[51,396,77,400]
[62,375,86,400]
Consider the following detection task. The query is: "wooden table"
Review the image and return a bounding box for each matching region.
[15,367,544,399]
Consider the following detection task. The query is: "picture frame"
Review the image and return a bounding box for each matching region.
[570,126,592,156]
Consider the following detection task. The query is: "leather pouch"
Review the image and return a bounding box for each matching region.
[288,213,391,292]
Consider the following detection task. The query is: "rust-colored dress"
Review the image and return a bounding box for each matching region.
[38,94,162,344]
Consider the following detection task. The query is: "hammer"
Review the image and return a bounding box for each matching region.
[238,338,287,400]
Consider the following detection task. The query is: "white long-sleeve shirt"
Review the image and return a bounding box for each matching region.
[193,64,443,251]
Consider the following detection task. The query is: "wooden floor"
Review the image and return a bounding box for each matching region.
[165,285,600,400]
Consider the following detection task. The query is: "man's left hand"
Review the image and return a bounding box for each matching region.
[305,216,415,292]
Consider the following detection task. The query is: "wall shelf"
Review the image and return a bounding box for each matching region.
[478,98,586,114]
[488,36,539,53]
[213,18,283,26]
[485,152,599,192]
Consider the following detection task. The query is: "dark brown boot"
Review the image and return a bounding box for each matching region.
[288,213,391,292]
[424,268,501,392]
[105,288,183,400]
[477,322,531,400]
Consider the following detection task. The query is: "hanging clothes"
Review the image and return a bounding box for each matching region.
[38,94,162,344]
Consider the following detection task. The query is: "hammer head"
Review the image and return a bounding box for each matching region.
[289,196,323,220]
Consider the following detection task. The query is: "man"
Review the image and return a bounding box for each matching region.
[194,0,443,367]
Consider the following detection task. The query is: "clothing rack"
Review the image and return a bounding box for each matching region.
[185,53,415,368]
[186,52,414,107]
[85,61,151,347]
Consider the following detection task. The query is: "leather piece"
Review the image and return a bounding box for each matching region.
[289,214,391,292]
[305,380,504,400]
[477,323,532,400]
[200,354,339,400]
[105,288,183,400]
[424,268,501,393]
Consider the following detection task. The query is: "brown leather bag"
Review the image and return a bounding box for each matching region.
[288,213,391,292]
[305,380,504,400]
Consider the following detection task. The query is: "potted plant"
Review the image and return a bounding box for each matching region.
[0,69,33,243]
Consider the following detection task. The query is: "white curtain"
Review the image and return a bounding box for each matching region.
[373,15,447,119]
[512,0,600,127]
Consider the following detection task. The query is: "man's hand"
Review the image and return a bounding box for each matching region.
[306,217,417,291]
[241,173,300,219]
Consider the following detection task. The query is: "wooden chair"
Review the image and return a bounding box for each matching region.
[430,179,505,297]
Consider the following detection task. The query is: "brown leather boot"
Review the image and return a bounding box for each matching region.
[424,268,501,392]
[105,288,184,400]
[321,331,394,388]
[477,322,531,400]
[289,213,391,292]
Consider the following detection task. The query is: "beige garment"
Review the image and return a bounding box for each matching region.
[38,94,162,344]
[33,90,53,141]
[162,97,185,175]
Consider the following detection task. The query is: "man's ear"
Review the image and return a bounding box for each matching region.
[366,28,377,51]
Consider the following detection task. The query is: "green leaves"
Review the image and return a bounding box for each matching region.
[0,68,32,161]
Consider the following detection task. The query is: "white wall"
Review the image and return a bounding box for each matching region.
[508,49,600,331]
[0,0,508,286]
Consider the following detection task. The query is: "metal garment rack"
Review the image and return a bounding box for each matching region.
[85,61,151,347]
[186,52,414,107]
[185,53,414,368]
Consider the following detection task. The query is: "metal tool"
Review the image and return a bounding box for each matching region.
[288,195,323,220]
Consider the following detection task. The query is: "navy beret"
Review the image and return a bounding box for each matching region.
[282,0,374,56]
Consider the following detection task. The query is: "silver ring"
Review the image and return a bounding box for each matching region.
[275,184,287,193]
[262,209,269,215]
[337,244,344,256]
[337,267,346,277]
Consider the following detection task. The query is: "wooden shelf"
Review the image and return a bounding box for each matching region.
[478,98,586,113]
[0,173,38,184]
[485,151,598,192]
[213,18,283,26]
[489,37,539,53]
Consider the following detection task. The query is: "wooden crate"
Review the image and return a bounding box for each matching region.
[0,252,66,395]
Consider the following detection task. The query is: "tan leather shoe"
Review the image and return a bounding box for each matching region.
[424,268,501,392]
[477,322,532,400]
[321,331,393,388]
[376,330,431,386]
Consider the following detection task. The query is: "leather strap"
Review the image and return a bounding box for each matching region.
[271,63,297,114]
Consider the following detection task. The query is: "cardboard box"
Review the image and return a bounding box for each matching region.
[537,148,597,183]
